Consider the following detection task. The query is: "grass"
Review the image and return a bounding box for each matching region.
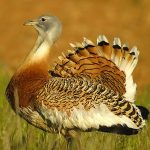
[0,64,150,150]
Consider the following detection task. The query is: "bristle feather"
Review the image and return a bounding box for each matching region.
[130,46,139,57]
[122,43,129,51]
[75,42,84,49]
[97,35,109,46]
[113,37,121,49]
[62,52,66,58]
[69,43,76,48]
[83,37,95,48]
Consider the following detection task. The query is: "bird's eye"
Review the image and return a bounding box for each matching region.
[41,17,46,22]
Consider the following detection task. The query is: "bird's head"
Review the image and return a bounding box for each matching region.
[24,15,62,43]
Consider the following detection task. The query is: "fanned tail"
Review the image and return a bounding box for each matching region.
[50,35,139,102]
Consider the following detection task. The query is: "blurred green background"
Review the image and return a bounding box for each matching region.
[0,0,150,149]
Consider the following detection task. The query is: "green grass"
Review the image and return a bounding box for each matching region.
[0,64,150,150]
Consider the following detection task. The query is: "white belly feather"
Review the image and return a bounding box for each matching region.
[41,103,142,131]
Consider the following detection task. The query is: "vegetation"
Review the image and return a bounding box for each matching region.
[0,64,150,150]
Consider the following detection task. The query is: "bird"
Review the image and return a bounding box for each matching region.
[5,15,149,147]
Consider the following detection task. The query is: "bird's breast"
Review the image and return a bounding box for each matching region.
[6,63,49,111]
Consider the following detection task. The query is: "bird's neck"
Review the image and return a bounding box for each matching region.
[24,25,61,67]
[7,35,52,109]
[6,27,61,109]
[25,35,53,65]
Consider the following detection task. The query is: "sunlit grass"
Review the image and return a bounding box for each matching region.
[0,64,150,150]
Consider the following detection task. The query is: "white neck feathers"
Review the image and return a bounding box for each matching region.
[32,40,51,61]
[24,18,62,66]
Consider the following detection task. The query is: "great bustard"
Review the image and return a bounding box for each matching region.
[6,15,149,143]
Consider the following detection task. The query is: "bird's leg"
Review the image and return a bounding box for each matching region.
[66,136,73,150]
[51,138,59,150]
[51,132,62,150]
[61,129,73,150]
[51,140,58,150]
[64,130,82,150]
[75,132,82,150]
[76,134,82,150]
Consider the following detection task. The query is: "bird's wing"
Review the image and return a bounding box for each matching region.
[35,75,144,131]
[34,36,143,132]
[49,35,139,102]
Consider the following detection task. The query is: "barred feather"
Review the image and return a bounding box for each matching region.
[50,35,139,102]
[43,35,145,131]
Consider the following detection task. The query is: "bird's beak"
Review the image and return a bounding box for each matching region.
[23,19,38,26]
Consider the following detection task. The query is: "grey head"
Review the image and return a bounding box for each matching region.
[24,15,62,43]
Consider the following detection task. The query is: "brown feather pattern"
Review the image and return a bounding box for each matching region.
[6,35,144,135]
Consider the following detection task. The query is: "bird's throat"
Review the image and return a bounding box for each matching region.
[27,35,52,64]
